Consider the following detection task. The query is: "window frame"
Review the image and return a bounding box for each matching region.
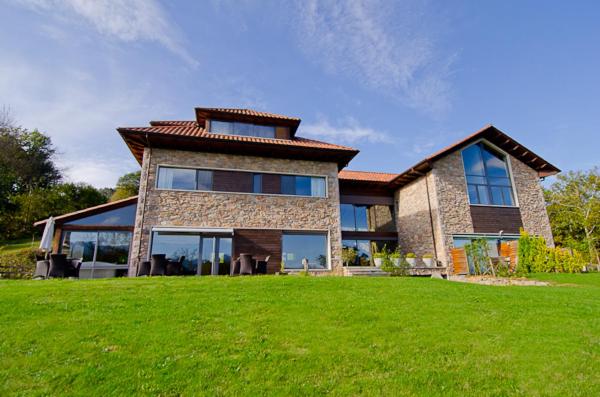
[208,119,276,139]
[460,139,519,208]
[281,231,331,271]
[155,164,328,198]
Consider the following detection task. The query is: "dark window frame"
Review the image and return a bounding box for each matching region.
[156,166,326,198]
[462,142,516,207]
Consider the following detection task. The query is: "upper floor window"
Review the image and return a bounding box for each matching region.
[210,120,276,138]
[461,142,515,206]
[340,204,395,232]
[281,175,326,197]
[157,166,326,197]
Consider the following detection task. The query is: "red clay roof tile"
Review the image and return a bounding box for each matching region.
[338,170,399,183]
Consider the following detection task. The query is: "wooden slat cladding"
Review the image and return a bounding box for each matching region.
[451,248,469,274]
[262,173,281,194]
[340,194,394,205]
[233,229,282,274]
[470,206,523,234]
[213,170,253,193]
[275,126,290,139]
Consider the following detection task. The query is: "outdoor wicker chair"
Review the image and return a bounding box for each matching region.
[137,260,151,276]
[48,254,68,278]
[33,260,49,279]
[150,254,167,276]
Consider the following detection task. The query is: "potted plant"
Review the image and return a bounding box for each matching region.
[422,253,434,267]
[373,252,386,267]
[405,253,417,267]
[390,248,402,267]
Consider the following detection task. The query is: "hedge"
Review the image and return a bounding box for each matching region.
[0,248,37,279]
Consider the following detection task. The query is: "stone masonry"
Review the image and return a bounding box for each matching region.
[394,143,555,270]
[128,148,343,275]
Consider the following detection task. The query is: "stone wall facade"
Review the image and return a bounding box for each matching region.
[510,154,555,246]
[394,143,554,270]
[128,148,343,275]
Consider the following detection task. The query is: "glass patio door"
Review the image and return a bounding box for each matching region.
[199,236,232,276]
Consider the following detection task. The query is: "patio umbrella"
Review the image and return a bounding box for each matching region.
[39,216,55,252]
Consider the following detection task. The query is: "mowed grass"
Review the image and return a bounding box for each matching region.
[1,275,599,396]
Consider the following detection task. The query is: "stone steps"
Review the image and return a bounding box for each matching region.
[343,266,389,277]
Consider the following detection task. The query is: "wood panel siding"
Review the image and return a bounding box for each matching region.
[233,229,282,273]
[470,206,523,234]
[341,231,397,241]
[275,126,290,139]
[340,194,394,205]
[451,248,469,274]
[213,170,253,193]
[262,173,281,194]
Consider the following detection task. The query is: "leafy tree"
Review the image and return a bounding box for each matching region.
[0,183,107,240]
[110,170,141,201]
[545,168,600,265]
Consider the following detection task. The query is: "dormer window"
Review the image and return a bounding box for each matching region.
[210,120,276,138]
[461,142,515,206]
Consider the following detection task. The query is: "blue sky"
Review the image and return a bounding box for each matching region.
[1,0,598,187]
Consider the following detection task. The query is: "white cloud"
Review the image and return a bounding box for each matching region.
[300,117,390,144]
[0,55,156,187]
[295,0,454,115]
[12,0,198,67]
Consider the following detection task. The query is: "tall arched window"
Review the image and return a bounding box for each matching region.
[461,142,515,206]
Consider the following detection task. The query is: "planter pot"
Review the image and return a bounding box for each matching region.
[392,258,401,267]
[422,258,434,267]
[374,258,383,267]
[406,258,416,267]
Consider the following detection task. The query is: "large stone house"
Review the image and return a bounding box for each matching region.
[35,107,559,278]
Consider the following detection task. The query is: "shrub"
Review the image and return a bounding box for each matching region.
[422,253,434,259]
[0,248,37,279]
[464,238,490,275]
[406,253,416,259]
[517,230,586,274]
[342,247,357,266]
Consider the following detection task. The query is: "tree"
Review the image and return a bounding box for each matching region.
[545,168,600,265]
[110,170,141,201]
[0,183,107,240]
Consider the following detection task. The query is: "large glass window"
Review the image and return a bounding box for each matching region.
[462,142,515,206]
[150,232,232,276]
[151,232,200,275]
[281,175,326,197]
[65,204,136,226]
[282,233,328,270]
[61,230,132,278]
[157,167,325,197]
[341,204,395,232]
[342,239,398,266]
[210,120,276,138]
[157,167,199,190]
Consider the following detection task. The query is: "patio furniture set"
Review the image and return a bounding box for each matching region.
[136,253,270,276]
[33,253,82,279]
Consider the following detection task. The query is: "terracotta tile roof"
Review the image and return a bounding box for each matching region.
[388,124,560,188]
[119,125,357,151]
[34,196,138,227]
[149,120,197,127]
[195,107,300,121]
[339,170,399,183]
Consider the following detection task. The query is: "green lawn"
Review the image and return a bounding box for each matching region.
[1,274,598,396]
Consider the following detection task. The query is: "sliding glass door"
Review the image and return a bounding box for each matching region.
[151,232,232,276]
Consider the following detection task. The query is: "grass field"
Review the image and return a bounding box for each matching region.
[1,274,599,396]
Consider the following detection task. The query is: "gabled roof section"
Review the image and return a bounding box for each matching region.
[339,170,398,183]
[34,196,138,227]
[388,124,561,189]
[118,123,359,170]
[195,107,301,135]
